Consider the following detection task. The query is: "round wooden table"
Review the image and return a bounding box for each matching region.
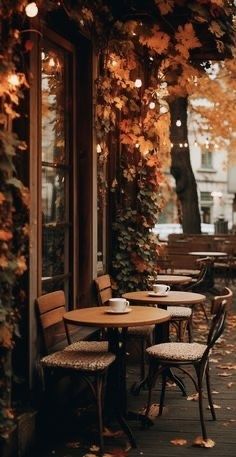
[122,290,206,308]
[63,305,170,448]
[152,274,192,286]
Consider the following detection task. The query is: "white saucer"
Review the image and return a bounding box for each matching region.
[105,307,132,314]
[148,292,168,297]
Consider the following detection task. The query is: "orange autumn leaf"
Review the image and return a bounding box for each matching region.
[192,436,215,448]
[175,23,201,58]
[146,155,158,167]
[170,438,188,446]
[0,324,13,349]
[139,26,170,54]
[0,230,13,241]
[155,0,174,15]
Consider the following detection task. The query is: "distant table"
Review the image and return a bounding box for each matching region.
[189,251,227,257]
[188,251,228,288]
[63,305,170,448]
[153,274,192,286]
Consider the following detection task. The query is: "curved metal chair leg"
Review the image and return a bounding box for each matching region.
[195,367,208,440]
[205,363,216,420]
[159,371,167,416]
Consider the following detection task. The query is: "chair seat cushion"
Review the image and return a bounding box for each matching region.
[41,349,115,371]
[146,342,207,361]
[128,325,155,337]
[168,306,192,318]
[65,341,108,352]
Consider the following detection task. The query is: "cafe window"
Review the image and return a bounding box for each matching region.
[201,150,213,169]
[40,35,74,298]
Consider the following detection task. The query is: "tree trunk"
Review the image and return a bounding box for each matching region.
[169,97,201,234]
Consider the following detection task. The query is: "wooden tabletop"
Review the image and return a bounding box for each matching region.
[63,305,170,328]
[153,274,192,285]
[122,291,206,306]
[189,251,227,257]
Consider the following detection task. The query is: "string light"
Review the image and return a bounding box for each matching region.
[134,78,142,88]
[135,143,139,148]
[96,144,102,153]
[25,2,38,18]
[149,101,156,109]
[176,119,182,127]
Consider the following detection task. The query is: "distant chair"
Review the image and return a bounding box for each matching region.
[35,290,114,454]
[143,287,233,440]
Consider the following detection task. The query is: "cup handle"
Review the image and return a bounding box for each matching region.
[126,300,130,307]
[167,286,170,292]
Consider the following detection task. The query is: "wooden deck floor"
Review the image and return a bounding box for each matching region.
[32,280,236,457]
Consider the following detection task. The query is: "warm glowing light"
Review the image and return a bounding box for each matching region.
[149,56,154,61]
[8,73,20,87]
[194,140,198,147]
[179,143,183,148]
[41,51,45,60]
[170,142,173,148]
[134,78,142,88]
[96,144,102,153]
[111,60,117,66]
[176,119,182,127]
[135,143,139,148]
[48,57,55,67]
[184,142,188,147]
[149,101,156,110]
[25,2,38,18]
[132,32,136,36]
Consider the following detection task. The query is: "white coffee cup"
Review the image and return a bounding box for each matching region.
[108,298,130,312]
[153,284,170,295]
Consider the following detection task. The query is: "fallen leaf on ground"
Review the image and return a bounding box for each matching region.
[212,390,219,394]
[227,382,234,388]
[192,436,215,448]
[187,393,199,401]
[89,445,100,452]
[207,403,221,409]
[102,427,124,438]
[170,438,187,446]
[217,372,232,377]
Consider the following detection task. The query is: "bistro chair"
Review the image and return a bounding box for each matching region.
[94,274,155,382]
[143,287,233,440]
[35,290,115,454]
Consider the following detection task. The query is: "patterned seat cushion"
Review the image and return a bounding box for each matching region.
[128,325,155,337]
[65,341,108,352]
[168,306,192,318]
[41,350,115,371]
[146,342,207,361]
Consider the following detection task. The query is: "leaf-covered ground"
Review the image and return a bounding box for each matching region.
[32,279,236,457]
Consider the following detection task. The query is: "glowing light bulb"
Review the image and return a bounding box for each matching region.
[96,144,102,153]
[41,51,45,60]
[149,101,156,110]
[176,119,182,127]
[134,78,142,88]
[184,142,188,147]
[8,73,20,87]
[111,60,117,66]
[179,143,183,148]
[135,143,139,148]
[194,140,198,147]
[25,2,38,18]
[170,142,173,148]
[149,56,154,61]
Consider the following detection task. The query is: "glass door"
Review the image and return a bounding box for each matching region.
[40,35,74,299]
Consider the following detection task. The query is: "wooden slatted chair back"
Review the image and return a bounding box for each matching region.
[94,274,112,305]
[211,287,233,315]
[35,290,67,354]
